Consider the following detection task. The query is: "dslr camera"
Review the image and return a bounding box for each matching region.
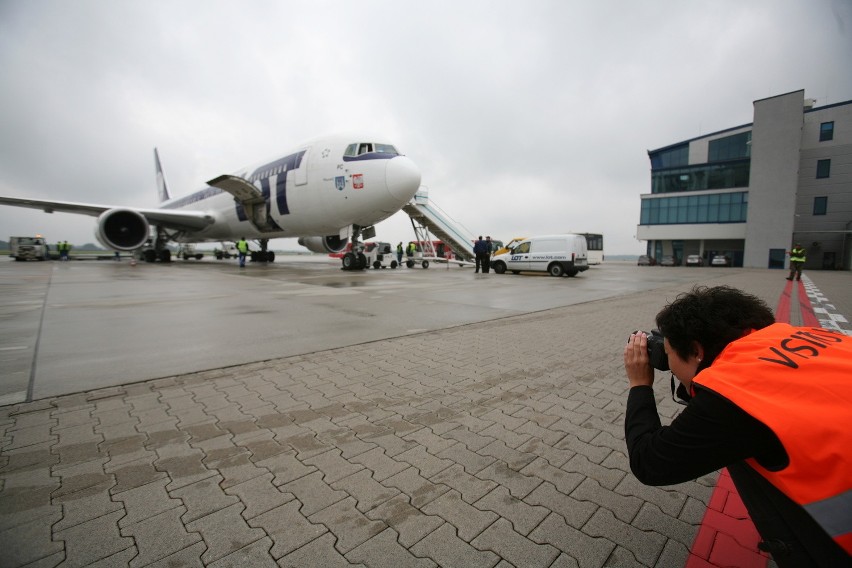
[633,330,669,371]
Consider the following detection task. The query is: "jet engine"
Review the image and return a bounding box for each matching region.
[95,208,150,251]
[297,235,348,254]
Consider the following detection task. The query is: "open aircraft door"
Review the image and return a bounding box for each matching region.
[294,146,309,186]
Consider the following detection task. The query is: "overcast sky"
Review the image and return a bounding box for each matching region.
[1,0,850,255]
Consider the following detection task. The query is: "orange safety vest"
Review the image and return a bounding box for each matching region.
[692,323,852,555]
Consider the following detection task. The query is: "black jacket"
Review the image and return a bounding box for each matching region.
[625,385,850,567]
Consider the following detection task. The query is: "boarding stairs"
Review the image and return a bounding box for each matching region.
[401,190,476,263]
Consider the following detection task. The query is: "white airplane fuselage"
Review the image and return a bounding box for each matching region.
[166,136,420,242]
[0,135,422,260]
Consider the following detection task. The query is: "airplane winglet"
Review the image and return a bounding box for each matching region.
[154,148,171,203]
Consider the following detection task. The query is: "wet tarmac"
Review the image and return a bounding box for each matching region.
[0,254,734,404]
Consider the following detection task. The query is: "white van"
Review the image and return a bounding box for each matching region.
[490,234,589,277]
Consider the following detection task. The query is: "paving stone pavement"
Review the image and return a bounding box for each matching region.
[0,269,846,567]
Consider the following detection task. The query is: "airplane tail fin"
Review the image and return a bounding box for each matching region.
[154,148,171,203]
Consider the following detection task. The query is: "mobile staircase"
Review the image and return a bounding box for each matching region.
[401,189,477,267]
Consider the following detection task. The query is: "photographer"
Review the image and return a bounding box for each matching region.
[623,286,851,567]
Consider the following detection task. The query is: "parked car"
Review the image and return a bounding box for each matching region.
[637,255,656,266]
[711,255,731,267]
[685,254,703,267]
[660,255,679,267]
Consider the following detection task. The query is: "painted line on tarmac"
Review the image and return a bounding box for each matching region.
[801,275,851,335]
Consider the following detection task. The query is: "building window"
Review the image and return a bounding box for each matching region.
[813,196,828,215]
[640,191,748,225]
[819,121,834,142]
[649,144,688,169]
[816,159,831,179]
[650,160,750,194]
[708,131,751,162]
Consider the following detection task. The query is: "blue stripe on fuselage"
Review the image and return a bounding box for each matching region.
[342,152,397,162]
[246,150,306,216]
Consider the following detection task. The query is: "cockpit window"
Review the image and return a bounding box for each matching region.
[374,143,398,155]
[344,142,400,157]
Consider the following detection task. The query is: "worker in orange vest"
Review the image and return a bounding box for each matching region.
[624,285,852,566]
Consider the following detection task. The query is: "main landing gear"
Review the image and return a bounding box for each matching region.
[250,239,275,263]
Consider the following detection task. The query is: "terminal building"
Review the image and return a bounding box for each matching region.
[637,89,852,270]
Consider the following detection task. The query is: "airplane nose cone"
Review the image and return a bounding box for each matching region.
[386,156,421,202]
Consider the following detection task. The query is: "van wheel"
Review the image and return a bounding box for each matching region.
[493,262,506,274]
[548,263,564,277]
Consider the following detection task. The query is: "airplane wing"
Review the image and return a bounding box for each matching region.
[0,196,213,231]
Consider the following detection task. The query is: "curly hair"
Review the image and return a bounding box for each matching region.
[656,285,775,365]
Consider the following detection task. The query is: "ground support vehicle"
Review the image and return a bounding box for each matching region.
[10,236,49,261]
[364,242,398,269]
[401,189,477,268]
[214,244,238,260]
[493,237,526,256]
[490,234,589,277]
[178,244,204,260]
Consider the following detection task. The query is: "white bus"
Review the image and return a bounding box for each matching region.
[579,233,604,264]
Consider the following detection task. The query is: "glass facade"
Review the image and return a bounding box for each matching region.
[650,160,750,193]
[640,192,748,225]
[813,196,827,215]
[708,132,751,162]
[649,144,688,169]
[816,159,831,178]
[819,121,834,142]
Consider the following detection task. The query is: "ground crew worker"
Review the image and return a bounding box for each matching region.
[473,236,486,273]
[406,242,416,258]
[236,238,250,267]
[624,286,852,567]
[56,242,62,260]
[786,243,806,281]
[396,242,403,265]
[59,240,71,260]
[483,236,493,273]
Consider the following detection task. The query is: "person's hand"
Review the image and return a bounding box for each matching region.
[624,332,655,388]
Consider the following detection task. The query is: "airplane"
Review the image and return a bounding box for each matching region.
[0,135,421,270]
